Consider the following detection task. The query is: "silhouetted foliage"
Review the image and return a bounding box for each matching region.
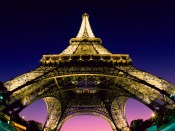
[0,81,43,131]
[12,115,43,131]
[141,119,153,130]
[130,119,144,131]
[27,120,42,131]
[12,114,28,127]
[130,118,155,131]
[130,109,175,131]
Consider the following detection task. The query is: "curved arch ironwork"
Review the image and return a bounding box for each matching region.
[57,111,116,131]
[1,13,175,131]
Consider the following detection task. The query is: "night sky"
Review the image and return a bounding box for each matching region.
[0,1,175,130]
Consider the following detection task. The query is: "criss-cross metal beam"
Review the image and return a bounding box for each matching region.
[2,13,175,131]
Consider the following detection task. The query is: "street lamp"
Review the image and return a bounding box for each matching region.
[0,96,3,100]
[22,116,25,125]
[151,112,159,129]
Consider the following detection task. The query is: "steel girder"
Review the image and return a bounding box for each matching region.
[4,66,55,92]
[3,78,57,114]
[117,66,175,97]
[43,97,61,131]
[1,65,175,131]
[111,96,130,131]
[2,13,175,131]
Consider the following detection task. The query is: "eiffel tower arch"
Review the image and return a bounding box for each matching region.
[1,13,175,131]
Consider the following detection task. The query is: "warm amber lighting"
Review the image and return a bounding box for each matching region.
[76,13,95,38]
[151,113,155,117]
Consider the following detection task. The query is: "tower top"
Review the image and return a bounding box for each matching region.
[76,13,95,38]
[40,13,132,65]
[61,13,111,55]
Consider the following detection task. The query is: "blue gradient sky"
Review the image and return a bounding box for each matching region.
[0,1,175,130]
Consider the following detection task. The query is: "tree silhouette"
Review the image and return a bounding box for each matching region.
[130,118,154,131]
[12,115,43,131]
[130,119,144,131]
[27,120,42,131]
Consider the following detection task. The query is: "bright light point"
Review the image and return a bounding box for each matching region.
[22,116,25,119]
[126,98,153,125]
[151,113,155,117]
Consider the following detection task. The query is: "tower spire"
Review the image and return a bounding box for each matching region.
[61,13,112,54]
[76,13,95,38]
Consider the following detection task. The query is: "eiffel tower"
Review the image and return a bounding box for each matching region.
[1,13,175,131]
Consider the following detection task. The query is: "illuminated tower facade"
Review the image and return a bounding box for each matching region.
[2,13,175,131]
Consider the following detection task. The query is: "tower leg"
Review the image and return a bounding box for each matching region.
[43,97,61,131]
[111,96,130,131]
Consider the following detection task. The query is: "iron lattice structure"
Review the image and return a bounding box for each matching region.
[1,13,175,131]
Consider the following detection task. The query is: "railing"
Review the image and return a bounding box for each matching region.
[11,121,27,131]
[40,54,132,65]
[0,111,26,131]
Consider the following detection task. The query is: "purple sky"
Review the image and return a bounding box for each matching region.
[0,1,175,130]
[19,98,153,130]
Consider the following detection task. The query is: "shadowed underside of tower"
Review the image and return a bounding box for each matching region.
[2,13,175,131]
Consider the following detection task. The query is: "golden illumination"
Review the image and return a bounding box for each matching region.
[76,13,95,38]
[151,113,155,117]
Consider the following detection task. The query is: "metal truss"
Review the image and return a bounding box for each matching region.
[2,65,175,131]
[111,96,130,131]
[117,66,175,96]
[43,97,61,131]
[2,13,175,131]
